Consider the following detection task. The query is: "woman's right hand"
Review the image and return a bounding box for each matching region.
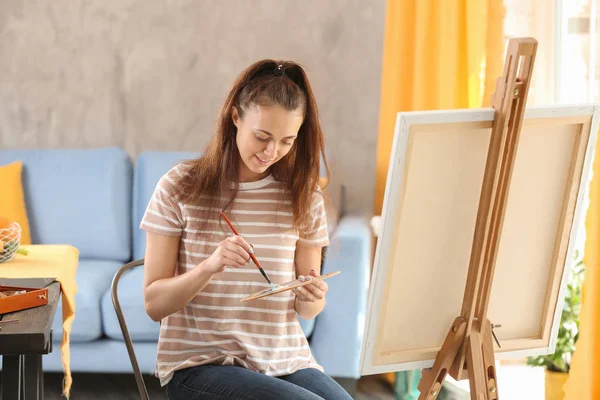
[202,235,253,274]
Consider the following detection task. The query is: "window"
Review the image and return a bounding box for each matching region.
[504,0,599,105]
[503,0,599,254]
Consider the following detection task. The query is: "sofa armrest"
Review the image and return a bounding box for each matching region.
[310,215,372,379]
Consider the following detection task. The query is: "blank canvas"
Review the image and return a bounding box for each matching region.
[360,105,600,375]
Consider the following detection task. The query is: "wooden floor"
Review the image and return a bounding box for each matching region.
[35,372,396,400]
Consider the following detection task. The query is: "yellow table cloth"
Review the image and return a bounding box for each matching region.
[0,244,79,399]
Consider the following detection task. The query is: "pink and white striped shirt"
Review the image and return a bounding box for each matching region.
[140,163,330,386]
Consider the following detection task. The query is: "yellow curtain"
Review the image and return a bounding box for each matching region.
[374,0,505,215]
[565,138,600,398]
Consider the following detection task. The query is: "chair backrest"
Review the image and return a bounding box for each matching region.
[111,259,150,400]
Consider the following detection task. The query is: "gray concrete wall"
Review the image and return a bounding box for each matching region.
[0,0,385,215]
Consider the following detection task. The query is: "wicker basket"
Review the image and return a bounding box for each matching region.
[0,222,22,263]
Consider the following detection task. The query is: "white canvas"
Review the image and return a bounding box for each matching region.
[360,105,600,376]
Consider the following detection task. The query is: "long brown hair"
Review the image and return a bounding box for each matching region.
[179,59,331,231]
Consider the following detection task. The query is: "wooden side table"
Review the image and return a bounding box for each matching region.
[0,282,60,400]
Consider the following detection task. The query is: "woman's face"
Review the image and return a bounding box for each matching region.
[233,103,304,182]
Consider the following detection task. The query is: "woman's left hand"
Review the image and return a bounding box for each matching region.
[293,269,328,303]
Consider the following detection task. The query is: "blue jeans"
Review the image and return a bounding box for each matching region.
[166,364,354,400]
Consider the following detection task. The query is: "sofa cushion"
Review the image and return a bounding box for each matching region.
[52,259,123,342]
[101,264,159,341]
[133,151,199,260]
[0,148,132,261]
[0,161,32,244]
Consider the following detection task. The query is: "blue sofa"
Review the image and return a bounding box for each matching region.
[0,147,372,380]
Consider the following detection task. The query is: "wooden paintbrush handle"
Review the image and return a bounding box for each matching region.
[220,212,264,270]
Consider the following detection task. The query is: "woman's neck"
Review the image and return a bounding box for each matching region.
[238,167,270,183]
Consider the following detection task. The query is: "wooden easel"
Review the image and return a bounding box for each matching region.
[417,37,538,400]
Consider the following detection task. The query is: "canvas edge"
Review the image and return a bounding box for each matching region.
[359,111,410,375]
[546,104,600,354]
[395,107,495,125]
[524,103,598,119]
[360,346,552,376]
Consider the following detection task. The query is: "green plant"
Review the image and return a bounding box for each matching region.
[526,252,585,373]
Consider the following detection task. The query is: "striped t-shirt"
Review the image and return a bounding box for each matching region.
[140,163,330,386]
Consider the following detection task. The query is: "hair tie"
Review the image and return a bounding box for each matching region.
[275,64,286,76]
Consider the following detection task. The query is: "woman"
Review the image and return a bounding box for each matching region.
[141,60,352,400]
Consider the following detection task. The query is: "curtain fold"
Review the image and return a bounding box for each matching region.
[565,137,600,398]
[374,0,505,215]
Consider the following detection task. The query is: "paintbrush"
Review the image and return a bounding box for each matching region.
[220,212,276,290]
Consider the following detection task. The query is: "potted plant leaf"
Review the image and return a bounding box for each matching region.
[526,253,585,400]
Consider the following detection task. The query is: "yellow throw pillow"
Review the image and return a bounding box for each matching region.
[0,161,32,244]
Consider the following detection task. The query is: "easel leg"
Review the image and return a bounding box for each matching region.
[462,321,499,400]
[466,331,488,399]
[482,321,499,399]
[417,318,467,400]
[449,345,469,381]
